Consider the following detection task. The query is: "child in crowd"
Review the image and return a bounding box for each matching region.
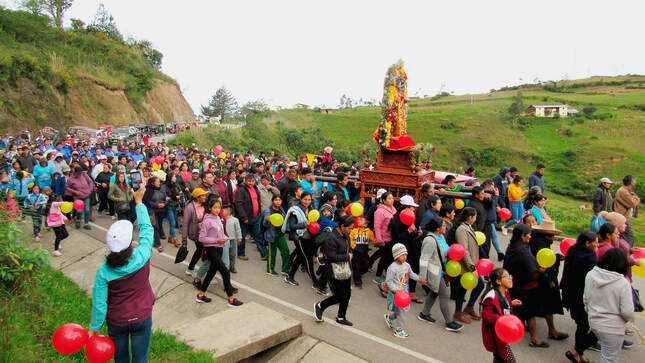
[384,243,426,338]
[263,195,291,276]
[24,184,47,241]
[314,203,338,295]
[47,198,70,256]
[222,205,241,273]
[349,216,375,288]
[481,268,522,363]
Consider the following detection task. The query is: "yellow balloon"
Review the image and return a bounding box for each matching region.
[455,199,465,209]
[632,259,645,278]
[152,163,161,170]
[61,202,73,214]
[537,248,556,268]
[460,272,478,290]
[475,231,486,246]
[219,152,226,159]
[269,213,284,227]
[350,203,364,217]
[308,210,320,222]
[446,260,461,277]
[28,182,34,188]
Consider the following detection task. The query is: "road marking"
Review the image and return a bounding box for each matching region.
[89,221,442,362]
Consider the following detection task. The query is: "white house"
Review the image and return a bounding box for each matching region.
[527,104,570,117]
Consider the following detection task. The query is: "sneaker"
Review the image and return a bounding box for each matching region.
[445,322,464,332]
[266,271,279,276]
[355,283,363,289]
[335,318,353,327]
[34,236,40,242]
[368,267,374,273]
[384,314,393,329]
[497,252,505,261]
[196,294,212,303]
[192,280,201,289]
[280,271,289,276]
[75,221,80,229]
[623,340,633,349]
[589,342,601,352]
[393,329,409,339]
[111,215,117,220]
[238,255,249,260]
[52,250,62,257]
[284,276,299,286]
[314,302,323,322]
[230,268,238,273]
[372,277,384,284]
[418,313,436,324]
[185,268,195,276]
[316,288,329,296]
[261,255,267,261]
[227,298,243,307]
[83,224,91,230]
[502,227,508,236]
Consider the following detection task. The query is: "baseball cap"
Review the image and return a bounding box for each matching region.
[600,177,614,184]
[192,168,200,173]
[192,187,209,198]
[99,155,107,160]
[74,166,83,173]
[106,220,133,253]
[376,188,387,199]
[400,195,419,207]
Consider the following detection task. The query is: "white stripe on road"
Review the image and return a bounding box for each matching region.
[89,222,442,363]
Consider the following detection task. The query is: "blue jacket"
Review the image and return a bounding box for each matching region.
[54,174,66,196]
[262,206,286,243]
[33,164,54,189]
[90,204,153,331]
[11,174,35,198]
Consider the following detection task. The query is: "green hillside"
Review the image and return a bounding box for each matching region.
[0,7,192,132]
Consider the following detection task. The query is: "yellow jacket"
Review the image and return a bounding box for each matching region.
[508,183,526,202]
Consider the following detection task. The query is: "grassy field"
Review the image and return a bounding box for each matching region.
[0,265,215,363]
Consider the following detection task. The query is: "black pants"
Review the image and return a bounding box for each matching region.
[97,187,114,215]
[320,277,351,319]
[200,247,234,297]
[480,223,493,259]
[289,236,318,285]
[53,225,69,251]
[352,252,370,285]
[316,265,332,292]
[376,242,394,278]
[188,240,204,270]
[570,303,597,355]
[369,247,382,268]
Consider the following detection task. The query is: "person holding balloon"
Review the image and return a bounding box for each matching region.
[262,195,291,276]
[383,243,427,338]
[89,185,154,363]
[390,195,424,303]
[373,192,396,284]
[481,268,523,363]
[453,207,485,324]
[598,213,642,281]
[24,184,47,241]
[47,199,71,256]
[418,216,463,332]
[284,192,317,287]
[560,230,599,363]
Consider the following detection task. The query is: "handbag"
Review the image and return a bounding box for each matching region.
[175,245,188,264]
[633,287,644,313]
[331,234,352,280]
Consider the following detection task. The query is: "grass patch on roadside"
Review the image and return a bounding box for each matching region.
[0,265,215,363]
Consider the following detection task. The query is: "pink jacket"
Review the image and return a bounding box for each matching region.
[198,214,227,248]
[598,238,637,282]
[47,201,68,227]
[374,204,396,243]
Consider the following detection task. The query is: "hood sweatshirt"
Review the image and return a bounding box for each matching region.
[583,266,634,335]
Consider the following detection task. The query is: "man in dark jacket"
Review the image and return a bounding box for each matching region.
[592,177,614,215]
[277,169,298,205]
[235,174,266,259]
[332,172,350,203]
[493,168,510,209]
[529,164,546,194]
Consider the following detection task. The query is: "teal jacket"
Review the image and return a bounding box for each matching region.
[90,203,153,331]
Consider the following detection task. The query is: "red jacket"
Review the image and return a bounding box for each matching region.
[481,289,512,357]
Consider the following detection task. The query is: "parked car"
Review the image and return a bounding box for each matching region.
[109,126,136,145]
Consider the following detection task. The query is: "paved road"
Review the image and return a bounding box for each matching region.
[73,210,645,363]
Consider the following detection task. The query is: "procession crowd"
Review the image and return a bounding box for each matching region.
[0,132,641,363]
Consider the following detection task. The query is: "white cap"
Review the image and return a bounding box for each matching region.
[98,155,107,160]
[192,168,200,173]
[600,177,614,184]
[106,220,133,252]
[376,188,387,199]
[400,195,419,207]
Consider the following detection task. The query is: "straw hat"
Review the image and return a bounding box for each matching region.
[531,219,563,235]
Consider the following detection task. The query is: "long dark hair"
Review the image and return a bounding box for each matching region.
[479,267,507,311]
[598,223,616,241]
[598,248,628,275]
[510,224,532,244]
[106,246,133,268]
[446,207,476,245]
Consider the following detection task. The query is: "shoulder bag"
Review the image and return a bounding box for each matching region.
[331,234,352,280]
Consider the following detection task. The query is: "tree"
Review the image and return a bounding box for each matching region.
[40,0,74,29]
[582,105,596,119]
[132,40,163,68]
[18,0,44,15]
[507,91,524,124]
[69,18,85,31]
[240,99,269,115]
[200,87,238,122]
[86,3,122,41]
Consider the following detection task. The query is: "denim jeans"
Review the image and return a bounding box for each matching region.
[166,207,178,238]
[503,200,524,228]
[239,217,266,257]
[107,315,152,363]
[75,197,91,224]
[489,223,503,254]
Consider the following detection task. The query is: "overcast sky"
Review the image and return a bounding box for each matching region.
[6,0,645,113]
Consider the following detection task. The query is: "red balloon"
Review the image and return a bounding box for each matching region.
[346,203,354,215]
[73,200,85,210]
[498,208,512,220]
[399,209,415,226]
[495,314,525,344]
[634,248,645,260]
[308,222,320,234]
[560,238,576,255]
[447,244,465,261]
[393,290,411,308]
[476,258,495,276]
[52,323,88,354]
[85,335,115,363]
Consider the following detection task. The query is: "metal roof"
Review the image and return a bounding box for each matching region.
[529,104,569,108]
